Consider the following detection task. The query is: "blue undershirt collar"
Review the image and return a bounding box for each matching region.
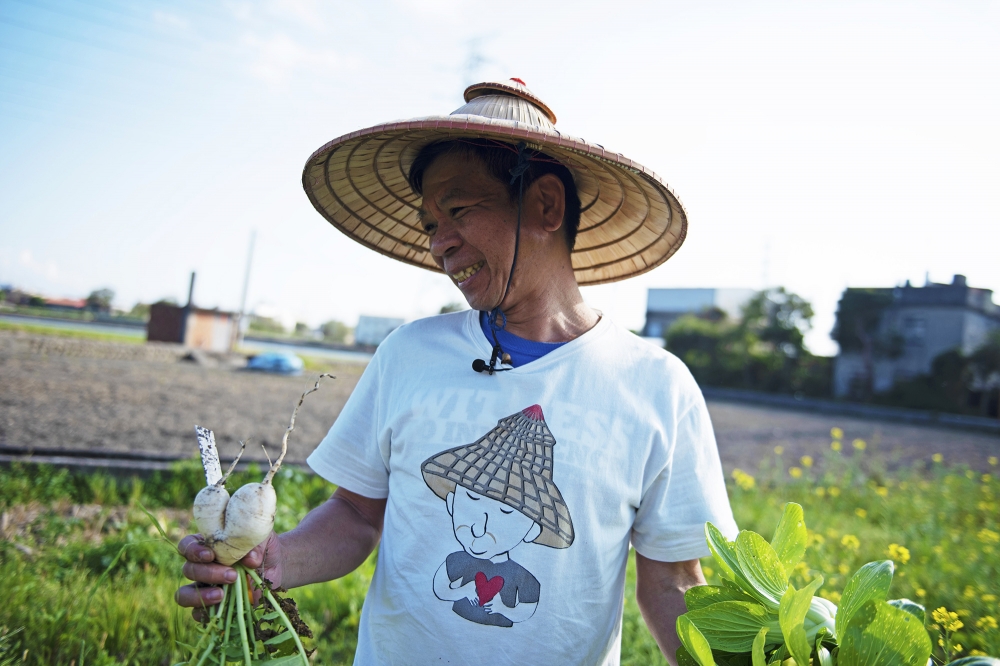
[479,311,567,368]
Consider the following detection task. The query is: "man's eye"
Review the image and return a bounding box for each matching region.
[500,507,513,515]
[450,207,465,218]
[423,222,437,235]
[466,492,479,501]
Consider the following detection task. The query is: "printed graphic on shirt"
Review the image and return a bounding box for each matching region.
[421,405,574,627]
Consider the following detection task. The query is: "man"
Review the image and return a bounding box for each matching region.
[176,78,738,665]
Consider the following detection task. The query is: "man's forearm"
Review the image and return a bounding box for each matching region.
[278,491,384,589]
[635,554,706,666]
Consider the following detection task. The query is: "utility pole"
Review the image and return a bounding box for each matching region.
[235,230,256,348]
[180,271,196,345]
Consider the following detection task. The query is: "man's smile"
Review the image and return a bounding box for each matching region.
[450,261,484,285]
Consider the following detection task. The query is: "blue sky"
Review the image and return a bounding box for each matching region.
[1,0,998,354]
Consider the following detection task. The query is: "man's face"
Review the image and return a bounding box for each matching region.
[419,152,518,312]
[447,487,538,560]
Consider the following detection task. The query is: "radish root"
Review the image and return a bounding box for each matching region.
[217,439,248,487]
[263,373,335,485]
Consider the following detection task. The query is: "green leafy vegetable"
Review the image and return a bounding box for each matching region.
[778,577,823,666]
[836,559,894,640]
[677,615,716,666]
[685,601,776,653]
[750,627,768,666]
[676,503,994,665]
[769,502,807,577]
[735,531,789,604]
[839,599,932,666]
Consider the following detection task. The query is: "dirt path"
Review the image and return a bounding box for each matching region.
[1,331,997,472]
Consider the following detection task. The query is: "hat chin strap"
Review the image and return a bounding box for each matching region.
[475,142,529,376]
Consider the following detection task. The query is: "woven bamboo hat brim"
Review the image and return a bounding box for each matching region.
[421,405,574,549]
[302,78,687,285]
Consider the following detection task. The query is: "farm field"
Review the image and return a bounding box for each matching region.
[2,329,997,472]
[2,447,998,664]
[1,329,999,663]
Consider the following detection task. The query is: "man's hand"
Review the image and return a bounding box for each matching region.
[173,487,387,620]
[174,531,283,621]
[634,554,706,666]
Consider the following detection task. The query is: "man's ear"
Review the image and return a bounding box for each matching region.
[531,174,566,234]
[446,491,455,517]
[523,522,542,543]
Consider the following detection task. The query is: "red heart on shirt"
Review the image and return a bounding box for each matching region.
[474,572,504,606]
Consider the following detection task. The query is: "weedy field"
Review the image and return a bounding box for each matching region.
[0,430,997,665]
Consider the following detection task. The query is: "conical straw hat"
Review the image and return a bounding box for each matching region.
[302,78,687,285]
[421,405,574,549]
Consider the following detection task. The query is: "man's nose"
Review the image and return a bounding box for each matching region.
[429,218,461,259]
[471,511,488,538]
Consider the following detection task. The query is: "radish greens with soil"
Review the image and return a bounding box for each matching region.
[177,374,334,666]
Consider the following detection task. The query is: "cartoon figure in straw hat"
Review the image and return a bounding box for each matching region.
[421,405,573,627]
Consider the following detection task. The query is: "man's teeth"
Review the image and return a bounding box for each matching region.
[452,262,484,283]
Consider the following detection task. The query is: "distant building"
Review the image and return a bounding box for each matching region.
[833,275,1000,397]
[355,315,404,346]
[147,302,237,352]
[44,297,87,311]
[641,288,756,338]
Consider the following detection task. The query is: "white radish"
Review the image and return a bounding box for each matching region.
[192,373,333,566]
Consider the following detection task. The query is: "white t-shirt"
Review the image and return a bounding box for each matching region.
[307,310,738,665]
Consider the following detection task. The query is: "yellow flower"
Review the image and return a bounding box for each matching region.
[978,528,1000,544]
[976,616,998,631]
[829,486,841,497]
[931,607,964,632]
[815,487,826,497]
[731,468,756,491]
[932,453,943,463]
[887,543,910,564]
[875,486,888,497]
[831,427,844,440]
[963,586,977,599]
[855,508,868,519]
[953,644,963,654]
[970,650,989,657]
[789,466,803,479]
[852,439,867,451]
[983,474,992,483]
[989,456,998,466]
[966,470,976,479]
[774,445,785,455]
[703,566,714,578]
[841,534,860,550]
[982,594,997,602]
[838,563,850,574]
[801,455,814,468]
[916,588,926,598]
[831,440,842,452]
[823,590,843,604]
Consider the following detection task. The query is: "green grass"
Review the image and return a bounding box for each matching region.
[1,442,998,664]
[0,320,143,344]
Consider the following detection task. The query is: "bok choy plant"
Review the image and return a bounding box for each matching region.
[675,502,997,666]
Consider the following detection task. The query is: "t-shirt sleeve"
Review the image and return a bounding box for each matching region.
[306,352,390,499]
[630,380,738,562]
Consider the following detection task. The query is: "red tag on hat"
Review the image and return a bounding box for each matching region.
[509,78,527,86]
